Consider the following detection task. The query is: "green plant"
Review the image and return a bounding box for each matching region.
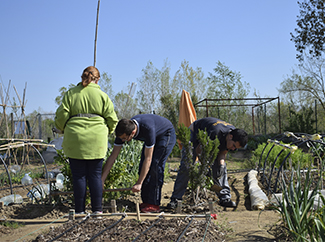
[54,139,143,204]
[270,166,325,241]
[103,139,142,201]
[246,134,273,151]
[0,221,24,229]
[177,124,219,204]
[54,149,74,203]
[251,141,312,169]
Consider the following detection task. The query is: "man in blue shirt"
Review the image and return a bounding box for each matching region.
[101,114,176,213]
[167,117,248,208]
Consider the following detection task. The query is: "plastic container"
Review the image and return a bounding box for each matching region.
[0,194,23,206]
[55,173,65,190]
[45,172,54,179]
[56,173,65,183]
[21,173,33,185]
[9,165,21,174]
[27,184,50,200]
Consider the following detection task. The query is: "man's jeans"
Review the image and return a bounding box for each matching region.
[139,129,176,206]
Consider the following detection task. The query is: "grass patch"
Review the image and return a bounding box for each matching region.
[0,221,25,229]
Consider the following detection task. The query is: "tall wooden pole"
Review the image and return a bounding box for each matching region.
[93,0,101,67]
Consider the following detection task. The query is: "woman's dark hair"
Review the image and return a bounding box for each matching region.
[115,119,135,137]
[230,129,248,147]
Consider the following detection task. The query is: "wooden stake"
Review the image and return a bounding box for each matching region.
[135,203,141,221]
[176,200,182,214]
[111,200,117,213]
[208,198,214,213]
[68,209,75,220]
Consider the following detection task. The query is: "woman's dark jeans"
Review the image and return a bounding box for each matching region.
[69,158,103,213]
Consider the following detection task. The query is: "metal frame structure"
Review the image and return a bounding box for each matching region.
[194,97,281,135]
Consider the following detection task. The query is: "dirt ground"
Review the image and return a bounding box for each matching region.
[0,154,283,242]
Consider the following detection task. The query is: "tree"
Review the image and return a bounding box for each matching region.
[206,61,250,127]
[54,84,75,106]
[285,106,315,133]
[113,88,138,119]
[291,0,325,61]
[171,60,207,103]
[136,61,161,114]
[279,56,325,110]
[99,72,114,98]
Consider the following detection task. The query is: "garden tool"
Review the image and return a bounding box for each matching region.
[210,175,222,193]
[103,187,132,192]
[52,127,63,136]
[210,184,222,193]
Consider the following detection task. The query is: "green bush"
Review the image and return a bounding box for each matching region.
[102,139,142,201]
[54,140,143,205]
[251,141,312,169]
[246,134,276,150]
[177,124,219,204]
[270,166,325,241]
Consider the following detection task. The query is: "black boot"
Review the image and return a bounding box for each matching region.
[167,199,178,209]
[218,199,236,208]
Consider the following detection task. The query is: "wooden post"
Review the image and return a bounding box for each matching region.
[135,203,141,221]
[208,198,214,213]
[176,200,182,214]
[111,200,117,213]
[10,113,14,137]
[69,209,75,220]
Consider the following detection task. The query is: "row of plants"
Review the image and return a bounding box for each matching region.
[256,136,325,241]
[54,139,143,205]
[251,141,313,169]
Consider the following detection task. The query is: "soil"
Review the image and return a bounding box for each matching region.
[0,153,283,242]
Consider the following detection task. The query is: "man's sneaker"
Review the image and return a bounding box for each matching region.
[218,199,236,208]
[92,211,103,219]
[141,204,160,213]
[139,203,148,209]
[166,199,178,209]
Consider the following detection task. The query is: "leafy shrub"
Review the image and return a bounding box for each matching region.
[54,139,143,204]
[270,166,325,241]
[251,141,312,169]
[246,134,275,150]
[102,139,142,201]
[177,124,219,204]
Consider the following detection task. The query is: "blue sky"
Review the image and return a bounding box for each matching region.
[0,1,300,115]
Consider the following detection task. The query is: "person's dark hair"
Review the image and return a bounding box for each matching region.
[230,129,248,148]
[115,119,135,137]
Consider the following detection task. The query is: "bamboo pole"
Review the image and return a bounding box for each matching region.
[50,187,132,196]
[0,138,44,142]
[93,0,100,67]
[4,213,210,223]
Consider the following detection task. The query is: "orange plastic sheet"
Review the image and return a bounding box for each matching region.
[178,90,197,149]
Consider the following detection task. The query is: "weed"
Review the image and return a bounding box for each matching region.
[0,221,24,229]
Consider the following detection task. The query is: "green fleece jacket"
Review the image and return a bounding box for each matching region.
[55,82,118,159]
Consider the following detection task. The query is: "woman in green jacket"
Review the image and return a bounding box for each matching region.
[55,66,118,215]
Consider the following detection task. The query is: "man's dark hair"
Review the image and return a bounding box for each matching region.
[230,129,248,148]
[115,119,135,137]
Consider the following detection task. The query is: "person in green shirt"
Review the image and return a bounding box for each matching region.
[55,66,118,215]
